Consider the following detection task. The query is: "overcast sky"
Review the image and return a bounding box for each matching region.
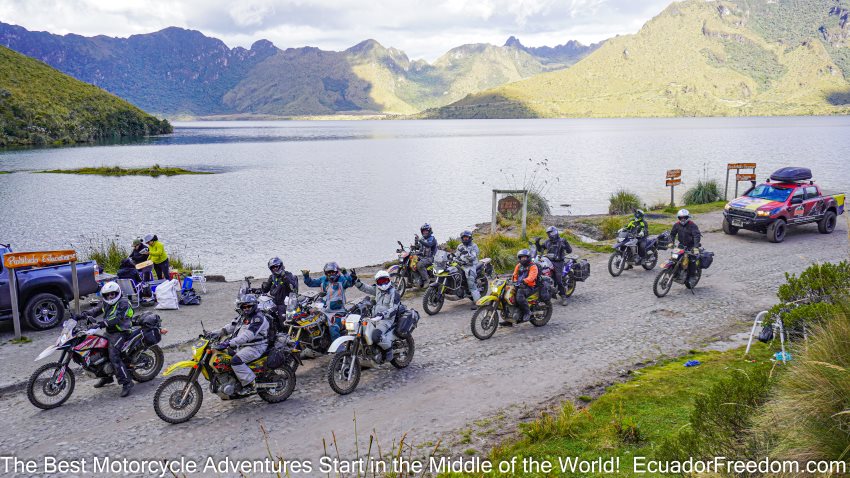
[0,0,672,61]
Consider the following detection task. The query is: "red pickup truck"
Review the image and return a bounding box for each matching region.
[722,167,845,243]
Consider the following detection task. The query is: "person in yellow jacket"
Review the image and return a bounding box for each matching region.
[144,234,170,280]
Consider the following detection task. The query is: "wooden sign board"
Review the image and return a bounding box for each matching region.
[728,163,756,170]
[666,178,682,187]
[497,195,522,215]
[3,250,77,269]
[736,173,756,181]
[666,169,682,178]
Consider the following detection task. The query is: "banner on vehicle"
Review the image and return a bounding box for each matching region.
[3,250,77,269]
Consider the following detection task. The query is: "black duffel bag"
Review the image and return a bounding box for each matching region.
[135,312,162,346]
[700,251,715,269]
[396,309,420,339]
[758,324,774,343]
[265,341,289,369]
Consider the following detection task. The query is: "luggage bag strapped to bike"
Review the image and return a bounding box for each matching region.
[265,336,294,369]
[699,251,715,269]
[395,309,420,339]
[656,231,672,250]
[573,259,591,282]
[135,312,163,346]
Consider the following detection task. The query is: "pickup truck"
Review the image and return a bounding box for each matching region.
[722,167,845,243]
[0,245,100,330]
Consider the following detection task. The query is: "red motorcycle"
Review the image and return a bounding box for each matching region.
[26,313,166,409]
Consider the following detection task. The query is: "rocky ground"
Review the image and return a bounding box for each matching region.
[0,209,847,477]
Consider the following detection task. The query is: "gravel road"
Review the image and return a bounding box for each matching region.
[1,210,847,477]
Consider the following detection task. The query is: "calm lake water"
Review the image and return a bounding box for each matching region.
[2,117,849,279]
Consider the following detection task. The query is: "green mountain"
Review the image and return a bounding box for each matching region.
[433,0,850,118]
[0,46,171,146]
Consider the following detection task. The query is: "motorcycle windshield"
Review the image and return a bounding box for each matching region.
[434,250,449,271]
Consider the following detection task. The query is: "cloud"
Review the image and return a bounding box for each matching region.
[0,0,671,60]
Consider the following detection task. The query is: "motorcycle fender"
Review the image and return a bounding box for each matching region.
[35,345,58,362]
[328,336,354,354]
[476,295,498,306]
[661,262,673,270]
[163,360,199,376]
[387,264,401,275]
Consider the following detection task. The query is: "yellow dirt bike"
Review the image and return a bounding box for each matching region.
[470,278,552,340]
[153,327,299,424]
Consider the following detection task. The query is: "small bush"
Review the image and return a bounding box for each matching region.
[608,190,641,215]
[683,179,722,205]
[520,403,582,442]
[767,261,850,332]
[80,236,202,274]
[527,191,551,216]
[600,216,626,240]
[613,416,643,444]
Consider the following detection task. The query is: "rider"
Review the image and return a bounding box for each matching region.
[302,262,355,339]
[539,226,572,306]
[354,270,402,362]
[456,230,481,309]
[261,257,298,329]
[83,281,135,397]
[669,209,702,288]
[510,249,539,325]
[415,223,437,288]
[624,209,649,268]
[211,294,270,395]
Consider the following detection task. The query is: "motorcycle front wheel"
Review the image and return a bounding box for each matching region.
[642,248,658,270]
[131,345,164,382]
[422,287,444,316]
[328,351,361,395]
[390,336,415,369]
[530,300,553,327]
[391,273,407,298]
[153,375,204,424]
[608,252,626,277]
[653,269,674,298]
[27,362,75,410]
[258,366,296,403]
[470,305,499,340]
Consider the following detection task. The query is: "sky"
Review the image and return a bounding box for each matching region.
[0,0,672,61]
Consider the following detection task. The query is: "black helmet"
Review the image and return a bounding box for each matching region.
[546,226,559,238]
[634,209,645,220]
[268,257,284,275]
[517,248,531,266]
[461,230,472,245]
[323,262,341,282]
[237,294,259,315]
[420,223,432,236]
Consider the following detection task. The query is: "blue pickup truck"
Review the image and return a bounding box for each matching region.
[0,245,100,330]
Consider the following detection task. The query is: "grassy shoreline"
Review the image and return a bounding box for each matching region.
[39,164,213,177]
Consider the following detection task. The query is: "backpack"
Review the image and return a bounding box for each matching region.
[179,288,202,305]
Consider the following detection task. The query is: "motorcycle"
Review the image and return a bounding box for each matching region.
[388,235,434,297]
[470,277,553,340]
[153,326,299,424]
[284,291,345,357]
[608,230,670,277]
[326,299,418,395]
[422,250,493,316]
[653,246,710,297]
[27,313,166,409]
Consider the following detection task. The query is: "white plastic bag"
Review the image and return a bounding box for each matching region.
[155,279,180,310]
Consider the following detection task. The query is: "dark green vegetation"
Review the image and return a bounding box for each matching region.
[39,164,212,177]
[768,260,850,331]
[608,190,642,215]
[683,179,723,205]
[82,237,201,274]
[434,0,850,118]
[0,46,171,146]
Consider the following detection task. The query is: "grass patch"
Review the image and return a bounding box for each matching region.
[80,236,202,274]
[0,170,10,174]
[608,189,641,215]
[39,164,212,177]
[683,179,723,205]
[662,200,726,215]
[562,231,613,254]
[9,336,32,344]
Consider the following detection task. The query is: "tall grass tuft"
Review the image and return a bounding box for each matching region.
[608,189,641,215]
[79,235,202,274]
[683,179,722,205]
[520,403,583,442]
[494,158,557,217]
[600,216,626,240]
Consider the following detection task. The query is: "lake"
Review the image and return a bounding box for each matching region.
[2,117,849,279]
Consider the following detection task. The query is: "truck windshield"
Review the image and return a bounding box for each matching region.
[746,184,793,202]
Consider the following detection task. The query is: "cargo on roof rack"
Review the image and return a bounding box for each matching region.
[769,167,812,183]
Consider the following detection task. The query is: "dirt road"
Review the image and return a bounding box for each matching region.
[1,210,847,477]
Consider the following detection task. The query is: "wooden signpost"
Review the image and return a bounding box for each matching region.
[666,169,681,207]
[725,163,757,200]
[3,250,79,340]
[492,189,529,239]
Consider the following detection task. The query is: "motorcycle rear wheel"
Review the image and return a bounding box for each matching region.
[328,351,361,395]
[563,277,576,297]
[392,273,407,298]
[131,345,164,382]
[390,336,415,369]
[642,248,658,270]
[470,305,499,340]
[422,288,444,316]
[258,366,296,403]
[653,269,674,298]
[530,301,553,327]
[27,362,75,410]
[154,375,203,424]
[608,252,626,277]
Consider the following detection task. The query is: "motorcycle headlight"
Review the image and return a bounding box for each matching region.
[345,320,357,332]
[671,253,679,259]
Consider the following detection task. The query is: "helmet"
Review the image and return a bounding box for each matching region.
[143,234,155,243]
[546,225,559,238]
[237,294,259,315]
[634,209,645,220]
[101,281,122,305]
[323,262,341,282]
[517,248,531,266]
[461,230,473,245]
[420,223,432,236]
[268,257,284,275]
[677,209,690,225]
[375,270,392,291]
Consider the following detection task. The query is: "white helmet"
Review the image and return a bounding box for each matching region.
[677,209,690,224]
[375,270,392,291]
[101,281,122,305]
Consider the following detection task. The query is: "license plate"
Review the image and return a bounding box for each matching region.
[731,219,743,227]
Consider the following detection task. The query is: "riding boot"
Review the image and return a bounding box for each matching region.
[559,296,568,306]
[120,382,133,397]
[238,381,256,396]
[384,347,394,362]
[94,376,114,388]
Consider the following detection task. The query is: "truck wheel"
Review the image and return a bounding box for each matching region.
[722,218,739,235]
[24,293,65,330]
[818,211,837,234]
[767,220,786,243]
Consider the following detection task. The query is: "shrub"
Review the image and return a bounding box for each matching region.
[608,190,641,215]
[80,236,201,274]
[600,216,626,240]
[767,261,850,332]
[520,403,582,442]
[683,179,722,205]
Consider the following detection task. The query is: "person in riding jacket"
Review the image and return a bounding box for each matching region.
[510,249,539,324]
[211,294,269,395]
[83,281,135,397]
[130,239,153,281]
[302,262,355,339]
[456,230,481,309]
[670,209,702,288]
[261,257,298,329]
[117,258,143,284]
[353,270,401,361]
[538,226,573,306]
[415,223,437,288]
[625,209,649,264]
